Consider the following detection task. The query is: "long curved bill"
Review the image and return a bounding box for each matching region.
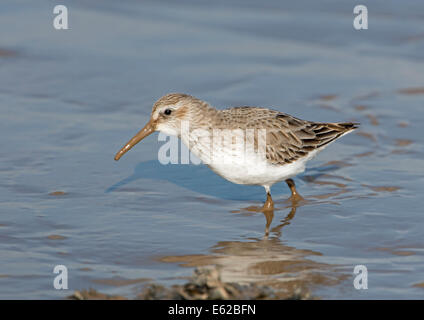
[114,119,156,161]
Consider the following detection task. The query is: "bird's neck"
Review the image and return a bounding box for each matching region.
[186,102,221,130]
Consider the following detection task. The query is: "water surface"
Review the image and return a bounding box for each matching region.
[0,0,423,299]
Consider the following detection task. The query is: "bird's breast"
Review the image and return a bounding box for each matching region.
[179,129,307,186]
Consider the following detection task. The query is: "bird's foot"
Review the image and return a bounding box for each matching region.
[285,179,305,204]
[288,193,304,203]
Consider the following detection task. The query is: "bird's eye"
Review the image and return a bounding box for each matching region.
[164,109,172,115]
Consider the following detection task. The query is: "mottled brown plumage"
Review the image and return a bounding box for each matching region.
[115,93,359,210]
[213,106,358,166]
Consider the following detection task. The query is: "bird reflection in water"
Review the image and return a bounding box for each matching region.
[237,195,304,238]
[160,198,345,298]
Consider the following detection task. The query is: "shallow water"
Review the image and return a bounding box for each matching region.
[1,0,424,299]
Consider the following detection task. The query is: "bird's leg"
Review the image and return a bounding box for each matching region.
[262,186,274,211]
[263,192,274,211]
[263,209,274,238]
[285,179,304,202]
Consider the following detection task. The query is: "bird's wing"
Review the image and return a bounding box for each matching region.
[219,107,358,165]
[229,108,357,165]
[266,113,358,165]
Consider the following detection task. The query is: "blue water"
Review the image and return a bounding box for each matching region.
[0,0,423,299]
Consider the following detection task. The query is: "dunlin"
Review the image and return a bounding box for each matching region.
[115,93,358,210]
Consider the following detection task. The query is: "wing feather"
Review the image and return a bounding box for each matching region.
[218,107,358,166]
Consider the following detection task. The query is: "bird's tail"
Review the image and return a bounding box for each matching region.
[311,122,359,148]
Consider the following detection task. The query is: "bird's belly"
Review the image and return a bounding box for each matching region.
[182,134,318,187]
[206,148,318,186]
[207,157,307,186]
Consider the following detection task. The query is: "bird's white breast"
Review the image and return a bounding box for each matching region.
[180,130,319,187]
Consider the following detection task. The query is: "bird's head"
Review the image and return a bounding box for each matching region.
[114,93,206,161]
